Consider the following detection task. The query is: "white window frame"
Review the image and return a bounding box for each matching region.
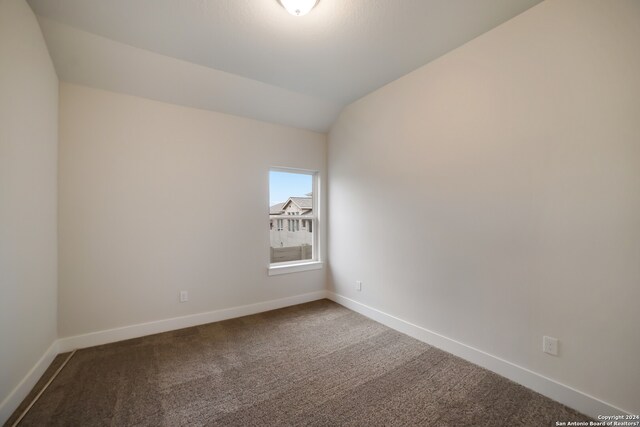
[268,167,322,276]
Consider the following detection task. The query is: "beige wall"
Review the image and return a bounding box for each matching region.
[0,0,58,413]
[58,83,327,337]
[328,0,640,414]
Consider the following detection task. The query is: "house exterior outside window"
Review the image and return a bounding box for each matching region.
[268,168,320,275]
[269,195,313,249]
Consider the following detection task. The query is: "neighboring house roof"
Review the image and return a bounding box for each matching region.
[270,196,313,216]
[287,197,312,209]
[270,202,285,215]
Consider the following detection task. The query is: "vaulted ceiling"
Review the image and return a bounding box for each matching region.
[28,0,542,132]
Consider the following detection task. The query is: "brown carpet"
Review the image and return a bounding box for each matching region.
[6,299,590,426]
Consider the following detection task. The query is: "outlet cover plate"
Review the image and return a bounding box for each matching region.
[180,291,188,303]
[543,336,558,356]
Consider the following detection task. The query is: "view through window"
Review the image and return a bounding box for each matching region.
[269,169,316,265]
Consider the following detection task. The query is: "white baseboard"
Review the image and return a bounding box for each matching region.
[0,340,59,426]
[1,291,327,425]
[5,291,627,424]
[57,290,327,352]
[327,291,630,419]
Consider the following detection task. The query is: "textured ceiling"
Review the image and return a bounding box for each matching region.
[29,0,542,131]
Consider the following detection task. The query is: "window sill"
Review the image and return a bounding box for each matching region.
[268,261,323,276]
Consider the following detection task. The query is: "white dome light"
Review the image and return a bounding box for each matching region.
[279,0,319,16]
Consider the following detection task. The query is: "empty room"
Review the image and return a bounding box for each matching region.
[1,0,639,425]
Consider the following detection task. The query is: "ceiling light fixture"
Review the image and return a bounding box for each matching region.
[279,0,319,16]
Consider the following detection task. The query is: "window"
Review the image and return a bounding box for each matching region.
[269,168,320,274]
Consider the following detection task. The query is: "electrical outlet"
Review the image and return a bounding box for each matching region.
[543,336,558,356]
[355,281,362,291]
[179,291,188,303]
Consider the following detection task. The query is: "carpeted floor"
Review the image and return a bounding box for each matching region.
[6,299,590,426]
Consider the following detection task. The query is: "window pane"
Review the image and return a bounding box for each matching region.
[269,170,314,264]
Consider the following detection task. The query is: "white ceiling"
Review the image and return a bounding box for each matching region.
[29,0,542,132]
